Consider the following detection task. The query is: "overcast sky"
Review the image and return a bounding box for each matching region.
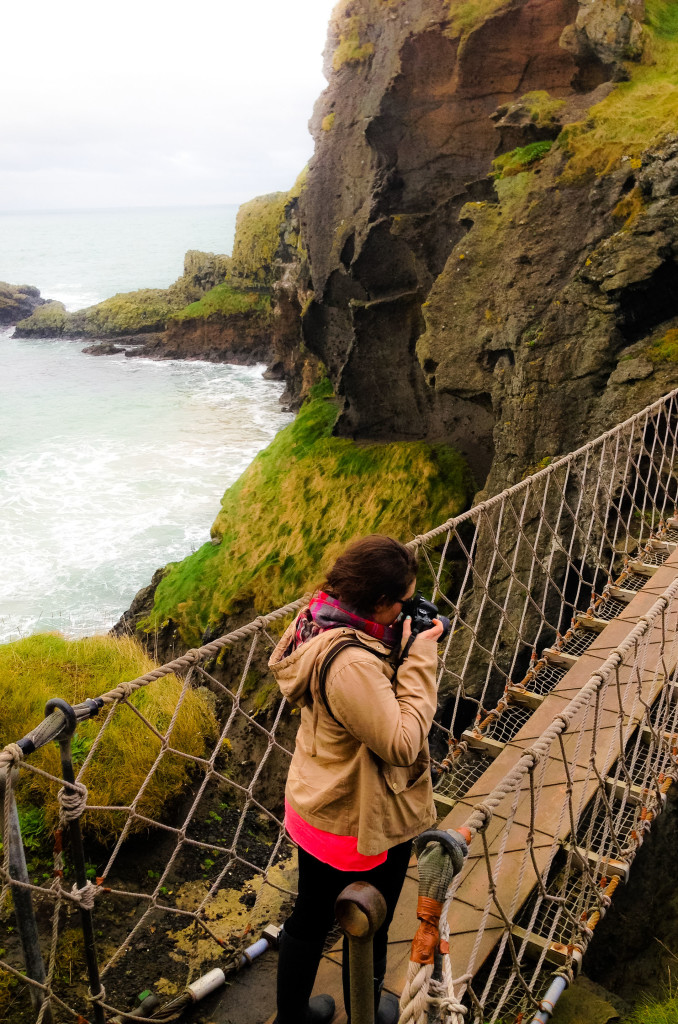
[1,0,338,211]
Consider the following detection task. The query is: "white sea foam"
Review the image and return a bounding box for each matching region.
[0,333,293,643]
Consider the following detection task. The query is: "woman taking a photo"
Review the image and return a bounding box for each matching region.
[269,534,442,1024]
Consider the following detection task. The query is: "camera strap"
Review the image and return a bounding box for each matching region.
[317,636,392,724]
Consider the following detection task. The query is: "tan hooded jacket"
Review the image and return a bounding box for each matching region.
[268,614,438,856]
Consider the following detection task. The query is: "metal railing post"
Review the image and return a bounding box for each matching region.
[336,881,387,1024]
[0,767,52,1021]
[48,698,106,1024]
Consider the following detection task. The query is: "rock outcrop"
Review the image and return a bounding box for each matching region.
[0,283,45,326]
[296,0,674,492]
[14,190,320,406]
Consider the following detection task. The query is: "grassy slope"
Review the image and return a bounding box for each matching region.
[559,0,678,180]
[0,633,217,841]
[142,380,475,646]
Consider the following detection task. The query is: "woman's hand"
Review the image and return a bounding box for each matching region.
[401,616,444,644]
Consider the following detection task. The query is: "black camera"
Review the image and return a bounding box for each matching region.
[400,593,451,640]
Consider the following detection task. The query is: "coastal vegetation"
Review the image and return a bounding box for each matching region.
[558,0,678,181]
[0,633,217,842]
[230,193,291,286]
[72,288,182,336]
[171,282,271,321]
[492,140,553,179]
[140,379,475,646]
[14,172,304,342]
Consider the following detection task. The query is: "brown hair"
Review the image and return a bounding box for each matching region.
[322,535,418,616]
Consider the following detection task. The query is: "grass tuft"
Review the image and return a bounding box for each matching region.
[142,379,475,645]
[492,140,553,179]
[519,90,566,125]
[0,633,218,842]
[645,327,678,363]
[623,994,678,1023]
[332,15,375,70]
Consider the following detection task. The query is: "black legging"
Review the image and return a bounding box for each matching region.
[285,839,413,967]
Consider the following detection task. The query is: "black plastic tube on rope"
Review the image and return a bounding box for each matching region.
[414,829,468,872]
[44,697,77,737]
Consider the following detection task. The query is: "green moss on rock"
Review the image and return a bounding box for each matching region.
[519,89,566,125]
[71,288,181,335]
[14,300,68,336]
[171,283,272,321]
[645,327,678,363]
[333,15,375,69]
[142,379,475,645]
[445,0,513,40]
[230,192,289,286]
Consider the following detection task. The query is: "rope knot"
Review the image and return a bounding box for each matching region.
[522,746,541,768]
[117,681,137,699]
[553,712,571,732]
[71,880,98,911]
[58,781,88,822]
[88,984,106,1006]
[1,742,24,770]
[471,802,494,830]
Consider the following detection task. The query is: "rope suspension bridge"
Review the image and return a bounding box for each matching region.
[3,388,678,1024]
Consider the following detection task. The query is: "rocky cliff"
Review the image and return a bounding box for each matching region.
[0,282,45,325]
[298,0,678,492]
[121,0,678,661]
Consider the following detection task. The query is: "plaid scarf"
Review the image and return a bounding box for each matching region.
[286,591,399,655]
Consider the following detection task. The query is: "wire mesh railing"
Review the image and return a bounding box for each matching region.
[1,387,678,1023]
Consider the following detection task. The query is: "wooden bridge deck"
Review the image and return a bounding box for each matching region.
[308,550,678,1022]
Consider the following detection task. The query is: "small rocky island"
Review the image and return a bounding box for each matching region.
[11,177,316,408]
[0,282,46,325]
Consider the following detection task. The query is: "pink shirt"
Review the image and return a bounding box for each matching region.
[285,800,387,871]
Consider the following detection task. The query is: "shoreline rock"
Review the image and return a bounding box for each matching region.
[0,283,46,326]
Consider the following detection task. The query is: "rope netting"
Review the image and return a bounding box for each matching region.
[2,387,678,1023]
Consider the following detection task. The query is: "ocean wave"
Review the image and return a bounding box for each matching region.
[0,334,292,643]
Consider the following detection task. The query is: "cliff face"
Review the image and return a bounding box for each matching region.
[299,0,676,490]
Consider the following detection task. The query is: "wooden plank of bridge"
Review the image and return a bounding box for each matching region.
[287,552,678,1021]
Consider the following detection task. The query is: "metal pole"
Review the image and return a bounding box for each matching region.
[531,975,569,1023]
[0,768,52,1022]
[54,713,106,1024]
[336,882,387,1024]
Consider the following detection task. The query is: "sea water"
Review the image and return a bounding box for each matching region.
[0,260,294,645]
[0,205,293,642]
[0,205,239,310]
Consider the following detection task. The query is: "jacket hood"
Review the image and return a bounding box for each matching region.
[268,609,393,707]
